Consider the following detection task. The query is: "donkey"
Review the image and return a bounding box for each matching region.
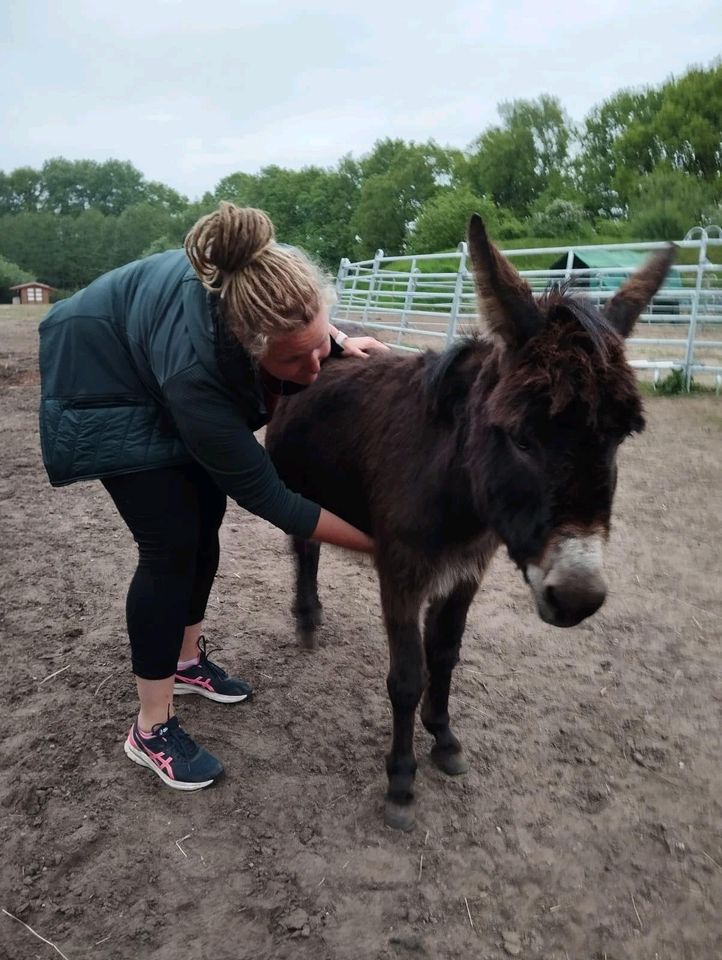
[266,215,674,830]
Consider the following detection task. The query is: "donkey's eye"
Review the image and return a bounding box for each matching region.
[512,436,531,452]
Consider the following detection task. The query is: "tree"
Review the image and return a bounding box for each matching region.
[110,203,178,266]
[213,163,359,266]
[351,139,458,257]
[41,158,101,214]
[213,171,262,207]
[627,168,717,239]
[576,62,722,217]
[409,188,501,253]
[351,174,404,257]
[466,96,573,216]
[0,254,33,301]
[88,159,148,216]
[0,166,44,214]
[0,212,65,284]
[56,209,113,287]
[142,180,188,213]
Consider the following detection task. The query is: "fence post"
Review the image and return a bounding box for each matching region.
[363,249,384,326]
[447,241,468,345]
[684,230,708,390]
[331,257,350,322]
[398,261,419,345]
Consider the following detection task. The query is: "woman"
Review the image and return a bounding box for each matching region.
[38,203,387,791]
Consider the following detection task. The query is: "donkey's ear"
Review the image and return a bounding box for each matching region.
[424,338,483,422]
[604,245,677,337]
[467,213,543,349]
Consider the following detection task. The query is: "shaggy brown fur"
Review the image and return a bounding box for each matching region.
[266,215,675,830]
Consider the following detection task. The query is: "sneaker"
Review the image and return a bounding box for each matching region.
[174,636,253,704]
[124,715,223,791]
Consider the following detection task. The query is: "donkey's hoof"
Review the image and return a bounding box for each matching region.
[384,799,416,832]
[430,746,469,776]
[296,627,318,650]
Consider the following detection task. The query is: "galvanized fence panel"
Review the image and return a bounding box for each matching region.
[332,228,722,389]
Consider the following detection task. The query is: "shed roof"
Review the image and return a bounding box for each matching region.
[549,249,649,271]
[548,249,681,288]
[10,282,56,291]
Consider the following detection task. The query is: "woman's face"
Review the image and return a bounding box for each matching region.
[260,308,332,385]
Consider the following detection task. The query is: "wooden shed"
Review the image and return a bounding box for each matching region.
[10,281,56,305]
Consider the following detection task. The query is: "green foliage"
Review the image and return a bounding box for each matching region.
[531,198,592,240]
[0,254,33,301]
[466,95,573,216]
[654,369,687,394]
[351,139,457,258]
[0,157,189,217]
[111,203,179,267]
[409,189,501,253]
[576,61,722,216]
[627,168,717,240]
[140,236,178,258]
[214,163,358,266]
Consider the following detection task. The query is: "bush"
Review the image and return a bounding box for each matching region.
[655,369,686,394]
[494,215,528,240]
[408,189,504,253]
[531,199,591,239]
[0,254,33,302]
[628,169,718,240]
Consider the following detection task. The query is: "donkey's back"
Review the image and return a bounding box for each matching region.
[267,343,492,548]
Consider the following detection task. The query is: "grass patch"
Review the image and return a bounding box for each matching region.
[638,370,719,397]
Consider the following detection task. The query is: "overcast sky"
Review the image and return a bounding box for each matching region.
[3,0,720,198]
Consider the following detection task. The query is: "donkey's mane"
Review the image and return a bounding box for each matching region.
[537,284,618,359]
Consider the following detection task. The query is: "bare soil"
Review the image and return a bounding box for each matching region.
[1,306,721,960]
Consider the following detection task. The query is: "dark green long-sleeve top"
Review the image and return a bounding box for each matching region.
[38,249,324,539]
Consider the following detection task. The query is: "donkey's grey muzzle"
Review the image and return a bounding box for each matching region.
[526,534,607,628]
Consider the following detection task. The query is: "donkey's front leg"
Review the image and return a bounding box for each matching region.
[381,585,425,832]
[421,578,479,776]
[291,537,323,649]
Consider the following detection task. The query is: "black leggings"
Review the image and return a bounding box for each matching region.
[102,463,227,680]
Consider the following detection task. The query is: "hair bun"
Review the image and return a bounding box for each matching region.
[185,203,275,281]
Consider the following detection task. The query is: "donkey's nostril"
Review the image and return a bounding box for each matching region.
[543,579,606,627]
[544,584,560,617]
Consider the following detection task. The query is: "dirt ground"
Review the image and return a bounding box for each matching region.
[1,306,721,960]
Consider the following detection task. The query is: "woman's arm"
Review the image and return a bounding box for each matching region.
[162,364,375,553]
[310,508,374,553]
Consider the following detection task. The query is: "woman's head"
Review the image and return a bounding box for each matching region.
[184,203,334,380]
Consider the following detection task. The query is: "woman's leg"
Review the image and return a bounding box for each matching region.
[171,464,253,703]
[178,463,227,662]
[102,465,202,728]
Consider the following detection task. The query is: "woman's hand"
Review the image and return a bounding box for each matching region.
[342,336,390,358]
[332,327,391,358]
[311,508,375,553]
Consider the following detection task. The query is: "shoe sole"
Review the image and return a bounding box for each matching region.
[124,739,217,791]
[173,683,250,703]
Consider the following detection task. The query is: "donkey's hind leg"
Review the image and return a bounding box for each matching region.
[421,578,479,776]
[291,537,323,649]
